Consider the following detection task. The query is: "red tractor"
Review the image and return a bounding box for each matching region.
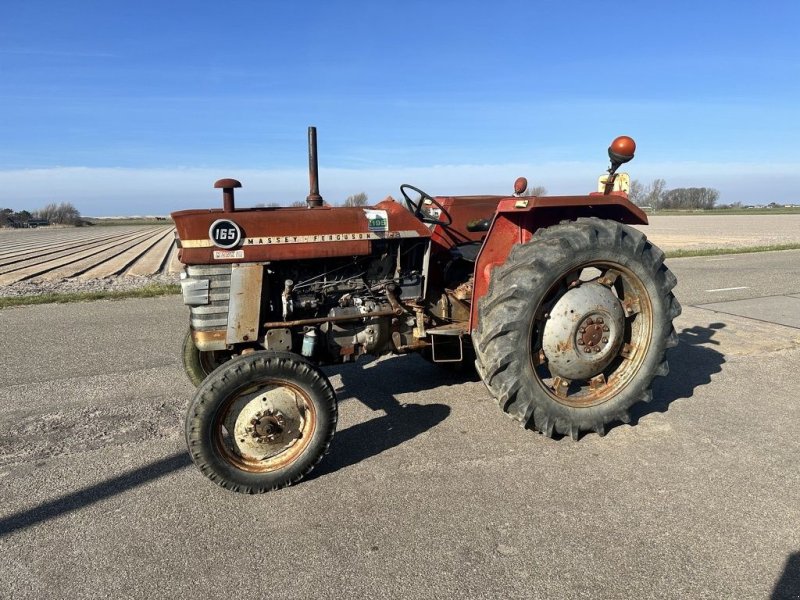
[172,128,679,493]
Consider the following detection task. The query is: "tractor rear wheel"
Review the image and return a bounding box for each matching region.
[473,217,680,439]
[185,351,337,493]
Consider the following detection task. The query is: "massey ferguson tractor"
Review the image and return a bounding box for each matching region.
[172,128,680,494]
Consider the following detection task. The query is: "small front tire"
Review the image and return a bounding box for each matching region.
[185,351,337,493]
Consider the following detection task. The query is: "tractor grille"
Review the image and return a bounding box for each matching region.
[182,264,232,331]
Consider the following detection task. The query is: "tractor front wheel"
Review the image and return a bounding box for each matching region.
[473,217,680,439]
[185,351,337,493]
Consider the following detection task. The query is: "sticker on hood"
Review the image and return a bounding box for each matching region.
[363,209,388,232]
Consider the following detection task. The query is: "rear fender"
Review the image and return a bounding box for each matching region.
[468,194,648,331]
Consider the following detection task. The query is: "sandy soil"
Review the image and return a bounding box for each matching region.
[639,214,800,251]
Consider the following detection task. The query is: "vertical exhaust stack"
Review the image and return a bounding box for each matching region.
[306,126,323,208]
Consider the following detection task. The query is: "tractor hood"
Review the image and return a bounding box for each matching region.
[171,198,430,265]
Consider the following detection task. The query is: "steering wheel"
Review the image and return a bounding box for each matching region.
[400,184,452,226]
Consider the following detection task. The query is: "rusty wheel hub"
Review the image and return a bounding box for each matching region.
[222,384,311,466]
[245,409,287,443]
[578,316,610,352]
[541,282,625,380]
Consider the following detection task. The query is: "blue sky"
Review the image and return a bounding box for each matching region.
[1,0,798,215]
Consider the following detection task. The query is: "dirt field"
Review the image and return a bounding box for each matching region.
[640,214,800,251]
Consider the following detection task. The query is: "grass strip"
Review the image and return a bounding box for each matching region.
[0,283,181,309]
[665,243,800,258]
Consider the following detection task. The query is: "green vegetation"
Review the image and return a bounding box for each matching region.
[665,243,800,258]
[0,283,181,309]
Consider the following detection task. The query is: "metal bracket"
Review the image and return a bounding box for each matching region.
[431,333,464,363]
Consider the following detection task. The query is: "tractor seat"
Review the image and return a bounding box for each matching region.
[452,241,482,263]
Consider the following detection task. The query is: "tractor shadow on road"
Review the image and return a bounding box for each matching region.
[0,451,190,539]
[628,322,726,427]
[309,355,467,479]
[772,551,800,599]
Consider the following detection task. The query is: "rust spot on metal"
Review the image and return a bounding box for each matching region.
[589,374,607,390]
[532,349,547,366]
[551,376,570,398]
[192,329,227,351]
[263,308,398,329]
[622,296,642,316]
[598,269,621,288]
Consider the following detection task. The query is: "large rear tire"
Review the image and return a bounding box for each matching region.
[473,217,680,439]
[185,351,337,493]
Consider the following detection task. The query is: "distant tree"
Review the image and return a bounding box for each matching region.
[660,187,719,210]
[35,202,81,225]
[628,179,646,206]
[645,179,667,209]
[524,185,547,197]
[627,179,665,208]
[290,201,307,207]
[342,192,368,207]
[0,208,44,227]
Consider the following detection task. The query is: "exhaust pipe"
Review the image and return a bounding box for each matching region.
[306,126,323,208]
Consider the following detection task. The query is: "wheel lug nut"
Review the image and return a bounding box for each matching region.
[603,325,610,332]
[596,318,604,324]
[577,339,584,345]
[585,318,594,325]
[579,327,586,334]
[584,347,592,353]
[602,337,608,343]
[594,347,601,353]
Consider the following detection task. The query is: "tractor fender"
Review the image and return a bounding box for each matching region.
[468,194,648,331]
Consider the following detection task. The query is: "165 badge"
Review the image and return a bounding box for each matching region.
[209,219,242,249]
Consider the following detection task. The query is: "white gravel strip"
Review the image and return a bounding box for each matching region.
[0,273,180,298]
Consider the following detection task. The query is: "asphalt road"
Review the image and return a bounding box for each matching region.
[1,251,799,599]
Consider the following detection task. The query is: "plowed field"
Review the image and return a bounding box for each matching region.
[0,225,179,286]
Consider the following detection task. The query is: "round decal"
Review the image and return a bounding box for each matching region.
[209,219,242,249]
